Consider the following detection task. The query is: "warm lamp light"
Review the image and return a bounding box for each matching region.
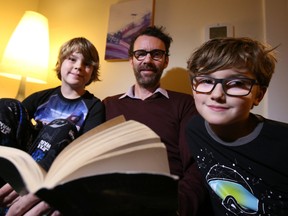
[0,11,49,101]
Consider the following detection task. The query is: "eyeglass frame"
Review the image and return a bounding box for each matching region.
[132,49,167,61]
[191,75,260,96]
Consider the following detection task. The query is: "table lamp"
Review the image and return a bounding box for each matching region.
[0,11,49,101]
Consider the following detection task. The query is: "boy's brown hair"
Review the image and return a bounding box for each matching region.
[187,37,277,87]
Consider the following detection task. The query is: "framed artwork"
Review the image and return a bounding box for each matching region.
[105,0,155,61]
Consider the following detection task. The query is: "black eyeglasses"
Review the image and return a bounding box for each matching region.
[191,76,259,96]
[132,49,166,61]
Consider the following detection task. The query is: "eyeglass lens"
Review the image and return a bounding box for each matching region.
[133,49,166,61]
[192,76,257,96]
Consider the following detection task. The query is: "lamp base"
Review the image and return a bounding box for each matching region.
[16,76,26,101]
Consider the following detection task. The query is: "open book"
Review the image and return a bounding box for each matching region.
[0,116,178,215]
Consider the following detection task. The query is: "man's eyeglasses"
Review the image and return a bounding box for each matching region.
[132,49,166,61]
[191,76,259,96]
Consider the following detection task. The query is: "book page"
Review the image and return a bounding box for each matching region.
[59,115,126,156]
[43,142,172,189]
[0,146,46,194]
[0,116,124,194]
[42,120,168,189]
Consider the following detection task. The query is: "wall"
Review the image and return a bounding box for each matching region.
[264,0,288,122]
[0,0,287,122]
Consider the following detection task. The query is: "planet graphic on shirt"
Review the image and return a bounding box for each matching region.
[206,164,259,215]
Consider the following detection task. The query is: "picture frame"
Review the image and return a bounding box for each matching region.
[105,0,155,61]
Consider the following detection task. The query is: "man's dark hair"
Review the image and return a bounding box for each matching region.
[128,26,173,57]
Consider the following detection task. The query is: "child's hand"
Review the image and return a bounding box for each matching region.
[0,183,19,207]
[6,192,62,216]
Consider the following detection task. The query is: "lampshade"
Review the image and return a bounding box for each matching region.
[0,11,49,100]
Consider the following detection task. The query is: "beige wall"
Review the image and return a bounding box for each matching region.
[0,0,287,122]
[264,0,288,122]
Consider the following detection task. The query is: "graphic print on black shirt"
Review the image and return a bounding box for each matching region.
[33,94,88,131]
[197,147,288,215]
[206,163,261,215]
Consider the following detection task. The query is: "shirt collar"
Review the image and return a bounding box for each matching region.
[119,85,169,99]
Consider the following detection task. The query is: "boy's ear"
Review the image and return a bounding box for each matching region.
[253,87,267,106]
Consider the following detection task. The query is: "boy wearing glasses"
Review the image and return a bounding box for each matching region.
[103,26,211,216]
[186,37,288,215]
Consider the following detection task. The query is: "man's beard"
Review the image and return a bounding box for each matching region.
[134,65,162,89]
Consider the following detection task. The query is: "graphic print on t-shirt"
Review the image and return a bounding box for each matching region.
[33,94,88,131]
[196,147,287,216]
[206,164,260,215]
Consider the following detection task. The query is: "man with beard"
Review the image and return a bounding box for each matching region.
[103,26,212,216]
